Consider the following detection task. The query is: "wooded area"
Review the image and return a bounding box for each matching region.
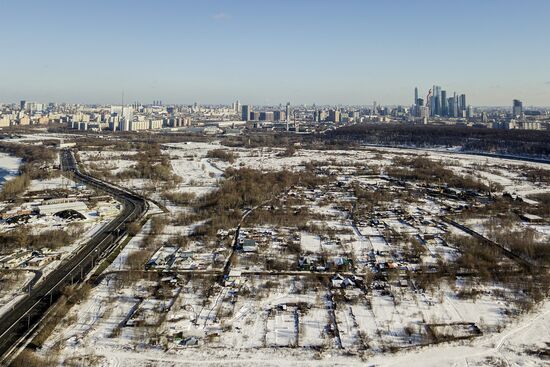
[327,123,550,158]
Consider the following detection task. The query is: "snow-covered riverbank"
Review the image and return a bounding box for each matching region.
[0,152,22,186]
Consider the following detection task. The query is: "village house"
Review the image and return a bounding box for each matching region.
[331,274,356,288]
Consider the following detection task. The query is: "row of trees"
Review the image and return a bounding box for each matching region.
[387,156,491,192]
[522,167,550,184]
[327,123,550,158]
[161,191,196,206]
[0,174,31,201]
[81,143,182,192]
[0,142,58,201]
[183,167,331,239]
[117,144,181,183]
[0,224,83,254]
[435,232,550,314]
[206,149,236,163]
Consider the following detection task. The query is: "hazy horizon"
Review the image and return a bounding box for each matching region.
[1,0,549,106]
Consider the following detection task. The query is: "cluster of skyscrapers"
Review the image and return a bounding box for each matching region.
[413,86,471,119]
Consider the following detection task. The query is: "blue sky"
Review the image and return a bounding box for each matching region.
[1,0,549,106]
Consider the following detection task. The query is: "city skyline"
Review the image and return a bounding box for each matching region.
[1,0,550,106]
[3,95,540,109]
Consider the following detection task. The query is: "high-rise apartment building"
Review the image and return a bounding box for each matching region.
[285,102,290,123]
[512,99,523,117]
[259,111,274,121]
[328,110,341,123]
[241,105,250,121]
[448,96,456,117]
[441,90,447,116]
[459,94,467,113]
[431,85,442,116]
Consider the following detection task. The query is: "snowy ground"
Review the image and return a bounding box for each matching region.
[76,141,550,205]
[37,288,550,366]
[0,271,34,313]
[0,152,22,186]
[0,163,121,315]
[32,142,550,366]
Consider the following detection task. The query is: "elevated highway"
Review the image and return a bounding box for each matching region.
[0,150,148,363]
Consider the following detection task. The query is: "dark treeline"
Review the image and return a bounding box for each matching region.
[222,133,357,151]
[327,123,550,158]
[116,144,180,183]
[205,149,236,163]
[0,142,57,168]
[83,143,181,187]
[388,156,492,192]
[175,167,331,239]
[70,132,210,151]
[0,225,83,254]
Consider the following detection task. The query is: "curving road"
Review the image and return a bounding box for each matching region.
[0,149,148,363]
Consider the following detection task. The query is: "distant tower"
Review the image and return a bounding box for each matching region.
[414,87,418,106]
[453,92,458,117]
[285,102,290,123]
[447,97,454,117]
[425,89,433,117]
[329,109,341,123]
[459,94,467,113]
[241,105,250,121]
[512,99,523,118]
[441,90,447,116]
[467,105,474,119]
[430,85,441,116]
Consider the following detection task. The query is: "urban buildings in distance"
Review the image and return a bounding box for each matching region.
[0,91,548,134]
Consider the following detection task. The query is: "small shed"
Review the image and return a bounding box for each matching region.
[241,239,257,252]
[519,213,543,223]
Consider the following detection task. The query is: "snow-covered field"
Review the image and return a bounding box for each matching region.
[75,140,550,205]
[31,141,550,366]
[0,152,22,186]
